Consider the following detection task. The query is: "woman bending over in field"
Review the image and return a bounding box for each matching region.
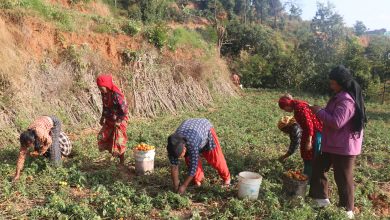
[278,94,322,179]
[277,116,302,162]
[14,116,72,181]
[167,118,231,194]
[96,74,128,166]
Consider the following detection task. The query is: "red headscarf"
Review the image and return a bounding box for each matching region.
[278,97,308,109]
[278,97,293,109]
[96,74,124,97]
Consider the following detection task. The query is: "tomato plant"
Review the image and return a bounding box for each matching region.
[0,90,389,219]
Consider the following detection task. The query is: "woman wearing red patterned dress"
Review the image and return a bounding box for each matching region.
[96,74,129,166]
[278,94,323,179]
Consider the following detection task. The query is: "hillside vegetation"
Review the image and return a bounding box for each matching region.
[1,0,389,139]
[0,0,239,145]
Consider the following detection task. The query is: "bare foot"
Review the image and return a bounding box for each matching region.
[116,163,126,170]
[119,154,125,165]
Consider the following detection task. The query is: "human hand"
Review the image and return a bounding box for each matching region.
[99,117,105,126]
[30,151,39,158]
[13,174,20,183]
[278,154,288,163]
[305,142,313,151]
[309,105,322,114]
[178,185,187,195]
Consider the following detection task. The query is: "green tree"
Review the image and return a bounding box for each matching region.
[234,52,272,88]
[253,0,269,24]
[285,1,302,20]
[354,20,367,36]
[139,0,169,23]
[271,53,302,89]
[221,20,280,58]
[218,0,236,19]
[366,36,390,81]
[267,0,283,28]
[343,37,371,91]
[301,2,346,93]
[311,2,344,45]
[233,0,250,24]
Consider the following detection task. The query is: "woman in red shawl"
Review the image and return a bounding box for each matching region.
[96,75,129,165]
[278,94,323,179]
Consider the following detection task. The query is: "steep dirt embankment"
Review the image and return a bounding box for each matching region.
[0,10,237,145]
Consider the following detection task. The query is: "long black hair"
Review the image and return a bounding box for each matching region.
[167,134,186,158]
[329,65,367,132]
[19,129,36,147]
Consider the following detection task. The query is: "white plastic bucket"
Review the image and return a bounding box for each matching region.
[134,149,156,175]
[237,171,263,200]
[134,149,156,162]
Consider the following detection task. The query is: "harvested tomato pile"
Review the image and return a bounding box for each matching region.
[285,170,308,181]
[134,143,155,151]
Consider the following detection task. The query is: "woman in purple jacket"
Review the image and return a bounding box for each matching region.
[309,65,367,219]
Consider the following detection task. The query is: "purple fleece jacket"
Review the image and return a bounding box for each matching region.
[317,91,363,156]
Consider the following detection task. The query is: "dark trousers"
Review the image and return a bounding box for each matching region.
[49,116,62,166]
[309,152,356,211]
[303,160,313,180]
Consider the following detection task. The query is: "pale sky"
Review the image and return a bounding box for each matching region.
[283,0,390,31]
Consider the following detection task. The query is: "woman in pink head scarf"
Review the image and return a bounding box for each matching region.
[96,74,128,165]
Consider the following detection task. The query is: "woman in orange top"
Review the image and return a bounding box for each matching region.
[14,116,68,181]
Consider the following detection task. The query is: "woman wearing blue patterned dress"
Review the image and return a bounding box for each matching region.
[167,118,231,194]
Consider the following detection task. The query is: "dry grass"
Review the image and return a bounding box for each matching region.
[0,45,236,143]
[126,51,213,117]
[0,14,28,142]
[49,0,111,17]
[0,8,237,146]
[121,48,237,117]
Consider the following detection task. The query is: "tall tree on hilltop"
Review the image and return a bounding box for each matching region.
[311,2,344,45]
[366,36,390,82]
[267,0,283,28]
[284,0,302,20]
[300,2,346,93]
[253,0,269,24]
[219,0,235,19]
[354,21,367,36]
[233,0,250,24]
